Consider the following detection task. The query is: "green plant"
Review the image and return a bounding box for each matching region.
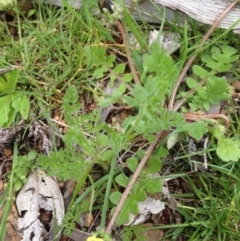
[12,150,37,191]
[164,166,240,241]
[185,45,238,111]
[0,0,15,11]
[181,44,240,162]
[2,1,240,240]
[37,41,183,229]
[38,37,239,236]
[121,225,147,241]
[110,148,164,225]
[0,148,37,239]
[0,70,30,127]
[37,85,132,229]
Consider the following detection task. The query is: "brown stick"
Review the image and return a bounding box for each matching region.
[184,113,230,127]
[116,20,141,85]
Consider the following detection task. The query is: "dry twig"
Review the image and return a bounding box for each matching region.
[116,20,141,85]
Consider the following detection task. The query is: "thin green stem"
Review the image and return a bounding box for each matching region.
[0,141,17,240]
[100,154,118,228]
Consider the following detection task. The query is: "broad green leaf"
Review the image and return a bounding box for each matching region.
[122,73,132,83]
[206,76,229,102]
[193,65,210,79]
[212,125,226,140]
[5,69,18,89]
[184,121,208,141]
[147,157,162,174]
[97,97,116,107]
[215,63,232,72]
[212,45,239,64]
[117,83,127,94]
[11,92,21,112]
[113,63,125,74]
[221,45,237,55]
[203,101,210,110]
[97,88,124,107]
[115,173,129,188]
[115,199,132,225]
[3,106,16,127]
[93,65,107,78]
[106,54,115,67]
[14,180,23,192]
[186,77,199,89]
[100,149,115,162]
[202,45,240,72]
[20,95,30,119]
[27,9,36,17]
[144,176,162,194]
[110,63,126,83]
[217,138,240,162]
[155,147,168,159]
[0,95,11,126]
[115,185,147,224]
[126,157,138,172]
[143,42,176,79]
[83,46,106,65]
[0,77,11,92]
[189,72,230,111]
[132,183,147,202]
[109,191,121,205]
[201,54,217,70]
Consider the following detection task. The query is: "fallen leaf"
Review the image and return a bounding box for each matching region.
[125,197,165,226]
[16,169,64,241]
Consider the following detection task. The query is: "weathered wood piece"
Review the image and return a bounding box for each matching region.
[38,0,240,32]
[156,0,240,33]
[38,0,186,24]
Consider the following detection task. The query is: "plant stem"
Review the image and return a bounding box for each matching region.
[100,155,118,229]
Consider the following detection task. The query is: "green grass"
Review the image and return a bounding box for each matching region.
[1,1,240,241]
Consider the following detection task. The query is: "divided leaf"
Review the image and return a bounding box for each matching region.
[143,175,162,194]
[115,183,147,225]
[202,45,239,72]
[193,65,210,79]
[183,121,208,141]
